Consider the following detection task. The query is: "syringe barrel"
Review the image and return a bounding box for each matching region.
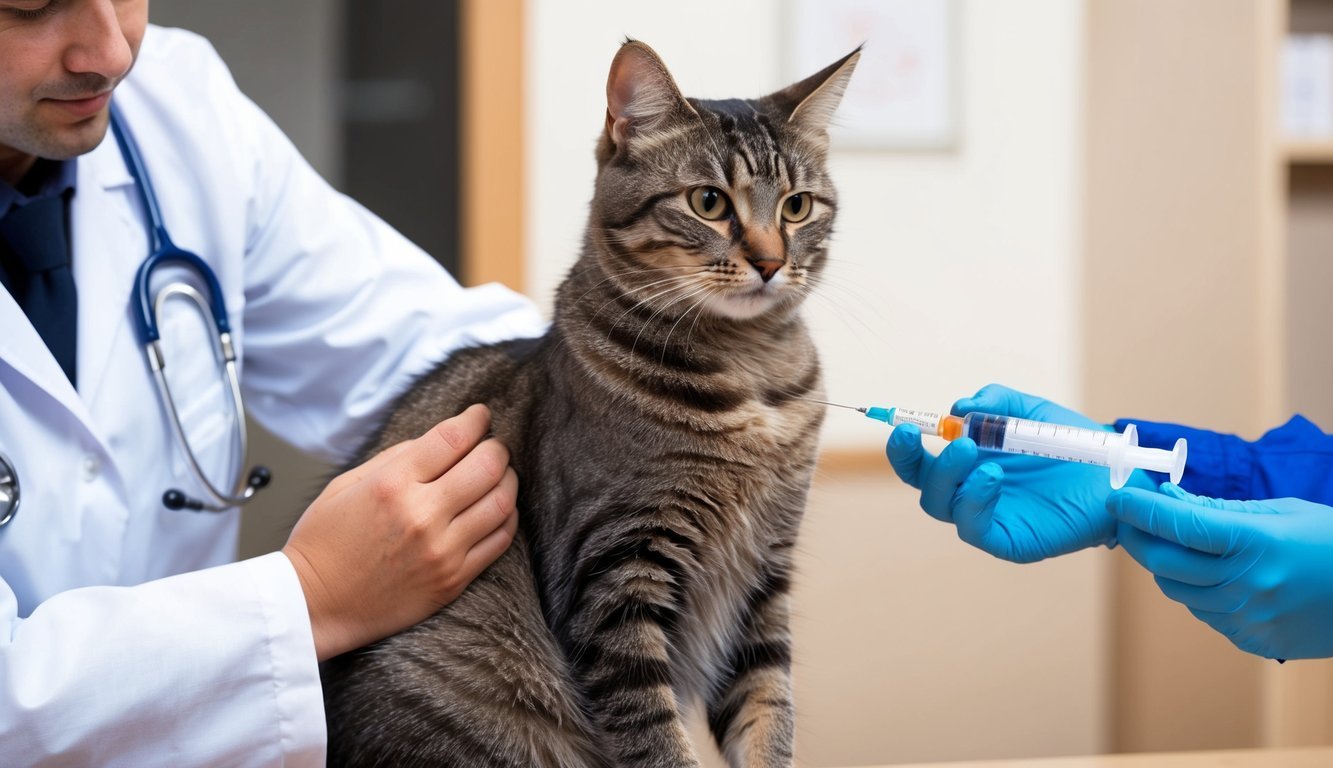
[960,412,1124,466]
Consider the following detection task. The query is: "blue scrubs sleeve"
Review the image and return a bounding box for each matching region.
[1114,415,1333,504]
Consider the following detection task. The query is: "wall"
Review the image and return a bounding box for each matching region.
[150,0,343,180]
[526,1,1104,763]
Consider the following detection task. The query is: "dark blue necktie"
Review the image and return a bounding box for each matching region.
[0,194,77,386]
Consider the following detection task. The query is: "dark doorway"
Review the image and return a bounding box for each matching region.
[341,0,462,276]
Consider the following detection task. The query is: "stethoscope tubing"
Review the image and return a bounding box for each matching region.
[111,103,263,511]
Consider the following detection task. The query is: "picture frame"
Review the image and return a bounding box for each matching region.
[785,0,960,150]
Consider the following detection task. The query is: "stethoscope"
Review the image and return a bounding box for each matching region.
[0,104,272,527]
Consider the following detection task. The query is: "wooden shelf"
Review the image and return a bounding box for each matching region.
[1284,139,1333,163]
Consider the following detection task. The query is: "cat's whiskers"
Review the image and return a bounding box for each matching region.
[591,272,698,330]
[632,282,715,360]
[586,269,694,315]
[806,270,889,328]
[662,287,717,365]
[601,278,702,345]
[800,283,887,343]
[572,262,689,310]
[683,285,718,349]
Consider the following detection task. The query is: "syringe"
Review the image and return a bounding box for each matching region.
[813,400,1187,489]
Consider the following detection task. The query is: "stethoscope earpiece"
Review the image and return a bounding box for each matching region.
[247,466,272,491]
[162,489,204,512]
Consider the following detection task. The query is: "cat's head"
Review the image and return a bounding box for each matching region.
[589,40,858,323]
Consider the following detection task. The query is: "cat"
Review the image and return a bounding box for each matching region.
[320,40,859,768]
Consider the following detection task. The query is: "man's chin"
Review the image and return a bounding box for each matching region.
[23,111,112,161]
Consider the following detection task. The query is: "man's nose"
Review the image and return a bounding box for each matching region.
[63,0,135,82]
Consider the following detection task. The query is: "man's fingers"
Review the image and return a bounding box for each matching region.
[404,404,493,483]
[444,467,519,552]
[427,438,511,522]
[457,506,520,585]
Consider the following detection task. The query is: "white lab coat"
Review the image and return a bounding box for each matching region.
[0,26,545,766]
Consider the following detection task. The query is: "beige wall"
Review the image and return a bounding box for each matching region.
[790,474,1108,765]
[1082,0,1272,752]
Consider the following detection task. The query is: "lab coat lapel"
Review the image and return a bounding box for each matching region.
[0,283,81,418]
[72,131,142,412]
[0,132,144,448]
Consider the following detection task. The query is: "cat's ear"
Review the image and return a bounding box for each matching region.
[766,46,862,136]
[605,39,697,153]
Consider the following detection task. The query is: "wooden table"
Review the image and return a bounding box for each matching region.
[854,747,1333,767]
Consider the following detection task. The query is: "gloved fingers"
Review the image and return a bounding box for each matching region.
[1107,486,1243,556]
[1160,483,1252,512]
[1153,575,1248,614]
[918,438,980,524]
[1185,608,1280,659]
[951,462,1006,552]
[1186,608,1244,646]
[1116,521,1234,586]
[953,383,1022,417]
[886,423,929,489]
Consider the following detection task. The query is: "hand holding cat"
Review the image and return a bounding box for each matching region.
[283,404,519,661]
[886,384,1132,563]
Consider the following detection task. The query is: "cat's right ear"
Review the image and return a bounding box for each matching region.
[605,40,697,156]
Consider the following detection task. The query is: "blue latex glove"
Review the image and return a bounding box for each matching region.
[886,383,1137,563]
[1109,483,1333,660]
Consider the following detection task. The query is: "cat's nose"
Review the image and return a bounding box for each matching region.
[747,256,784,283]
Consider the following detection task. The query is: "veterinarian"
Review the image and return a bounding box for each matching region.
[0,2,545,764]
[887,383,1333,662]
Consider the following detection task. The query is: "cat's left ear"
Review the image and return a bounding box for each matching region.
[605,39,697,154]
[766,46,862,137]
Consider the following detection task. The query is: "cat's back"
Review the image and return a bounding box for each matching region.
[357,335,548,459]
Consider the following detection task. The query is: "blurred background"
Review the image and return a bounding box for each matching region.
[152,0,1333,764]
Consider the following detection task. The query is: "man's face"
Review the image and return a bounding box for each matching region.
[0,0,147,182]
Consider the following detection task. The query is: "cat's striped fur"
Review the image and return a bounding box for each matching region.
[321,41,859,767]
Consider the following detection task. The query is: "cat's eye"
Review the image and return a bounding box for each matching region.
[781,193,813,223]
[688,187,731,221]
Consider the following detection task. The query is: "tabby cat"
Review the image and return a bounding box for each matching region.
[321,40,859,767]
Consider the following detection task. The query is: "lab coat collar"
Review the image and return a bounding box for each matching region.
[86,126,135,191]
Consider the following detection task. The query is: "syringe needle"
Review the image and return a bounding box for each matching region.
[798,397,868,414]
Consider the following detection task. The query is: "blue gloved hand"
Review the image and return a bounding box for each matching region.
[886,383,1135,563]
[1108,483,1333,660]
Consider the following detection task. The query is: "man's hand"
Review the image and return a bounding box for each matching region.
[282,404,518,661]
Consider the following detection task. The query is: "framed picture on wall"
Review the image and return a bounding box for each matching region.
[785,0,959,149]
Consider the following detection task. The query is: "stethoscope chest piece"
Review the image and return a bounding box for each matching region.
[0,451,18,527]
